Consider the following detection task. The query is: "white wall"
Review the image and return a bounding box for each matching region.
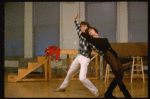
[60,2,85,50]
[117,2,128,43]
[24,2,34,58]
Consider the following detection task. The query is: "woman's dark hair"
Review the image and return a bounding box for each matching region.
[88,27,98,34]
[80,21,90,28]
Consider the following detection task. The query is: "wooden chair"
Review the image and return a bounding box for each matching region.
[131,56,145,83]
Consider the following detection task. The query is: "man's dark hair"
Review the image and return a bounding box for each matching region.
[80,21,90,28]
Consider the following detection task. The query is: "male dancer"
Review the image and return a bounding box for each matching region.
[55,13,100,97]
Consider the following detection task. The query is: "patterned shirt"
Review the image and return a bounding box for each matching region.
[74,21,103,58]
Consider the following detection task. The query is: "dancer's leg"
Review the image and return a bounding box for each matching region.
[104,78,118,98]
[105,50,131,98]
[59,55,80,89]
[79,55,98,95]
[104,58,123,98]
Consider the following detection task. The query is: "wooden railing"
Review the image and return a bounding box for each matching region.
[48,50,99,80]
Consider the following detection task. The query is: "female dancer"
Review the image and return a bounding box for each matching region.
[81,27,132,98]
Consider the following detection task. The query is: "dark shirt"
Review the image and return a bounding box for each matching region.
[90,37,112,53]
[81,34,118,58]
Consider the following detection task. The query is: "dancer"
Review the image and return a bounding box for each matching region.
[81,27,132,98]
[55,14,100,97]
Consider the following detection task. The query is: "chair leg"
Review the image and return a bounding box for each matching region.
[105,64,108,82]
[131,58,135,83]
[142,68,145,83]
[108,65,110,81]
[131,65,134,83]
[141,59,145,83]
[141,58,145,83]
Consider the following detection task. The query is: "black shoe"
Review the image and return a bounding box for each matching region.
[119,84,132,98]
[104,79,118,98]
[104,93,117,98]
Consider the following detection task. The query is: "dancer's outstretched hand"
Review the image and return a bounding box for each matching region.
[73,13,78,21]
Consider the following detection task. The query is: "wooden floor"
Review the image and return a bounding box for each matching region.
[4,68,148,98]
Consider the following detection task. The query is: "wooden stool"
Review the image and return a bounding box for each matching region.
[105,64,112,82]
[131,56,145,83]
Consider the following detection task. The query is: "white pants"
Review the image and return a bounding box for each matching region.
[59,54,98,94]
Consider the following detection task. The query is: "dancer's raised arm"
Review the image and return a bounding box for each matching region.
[73,13,82,36]
[73,13,78,21]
